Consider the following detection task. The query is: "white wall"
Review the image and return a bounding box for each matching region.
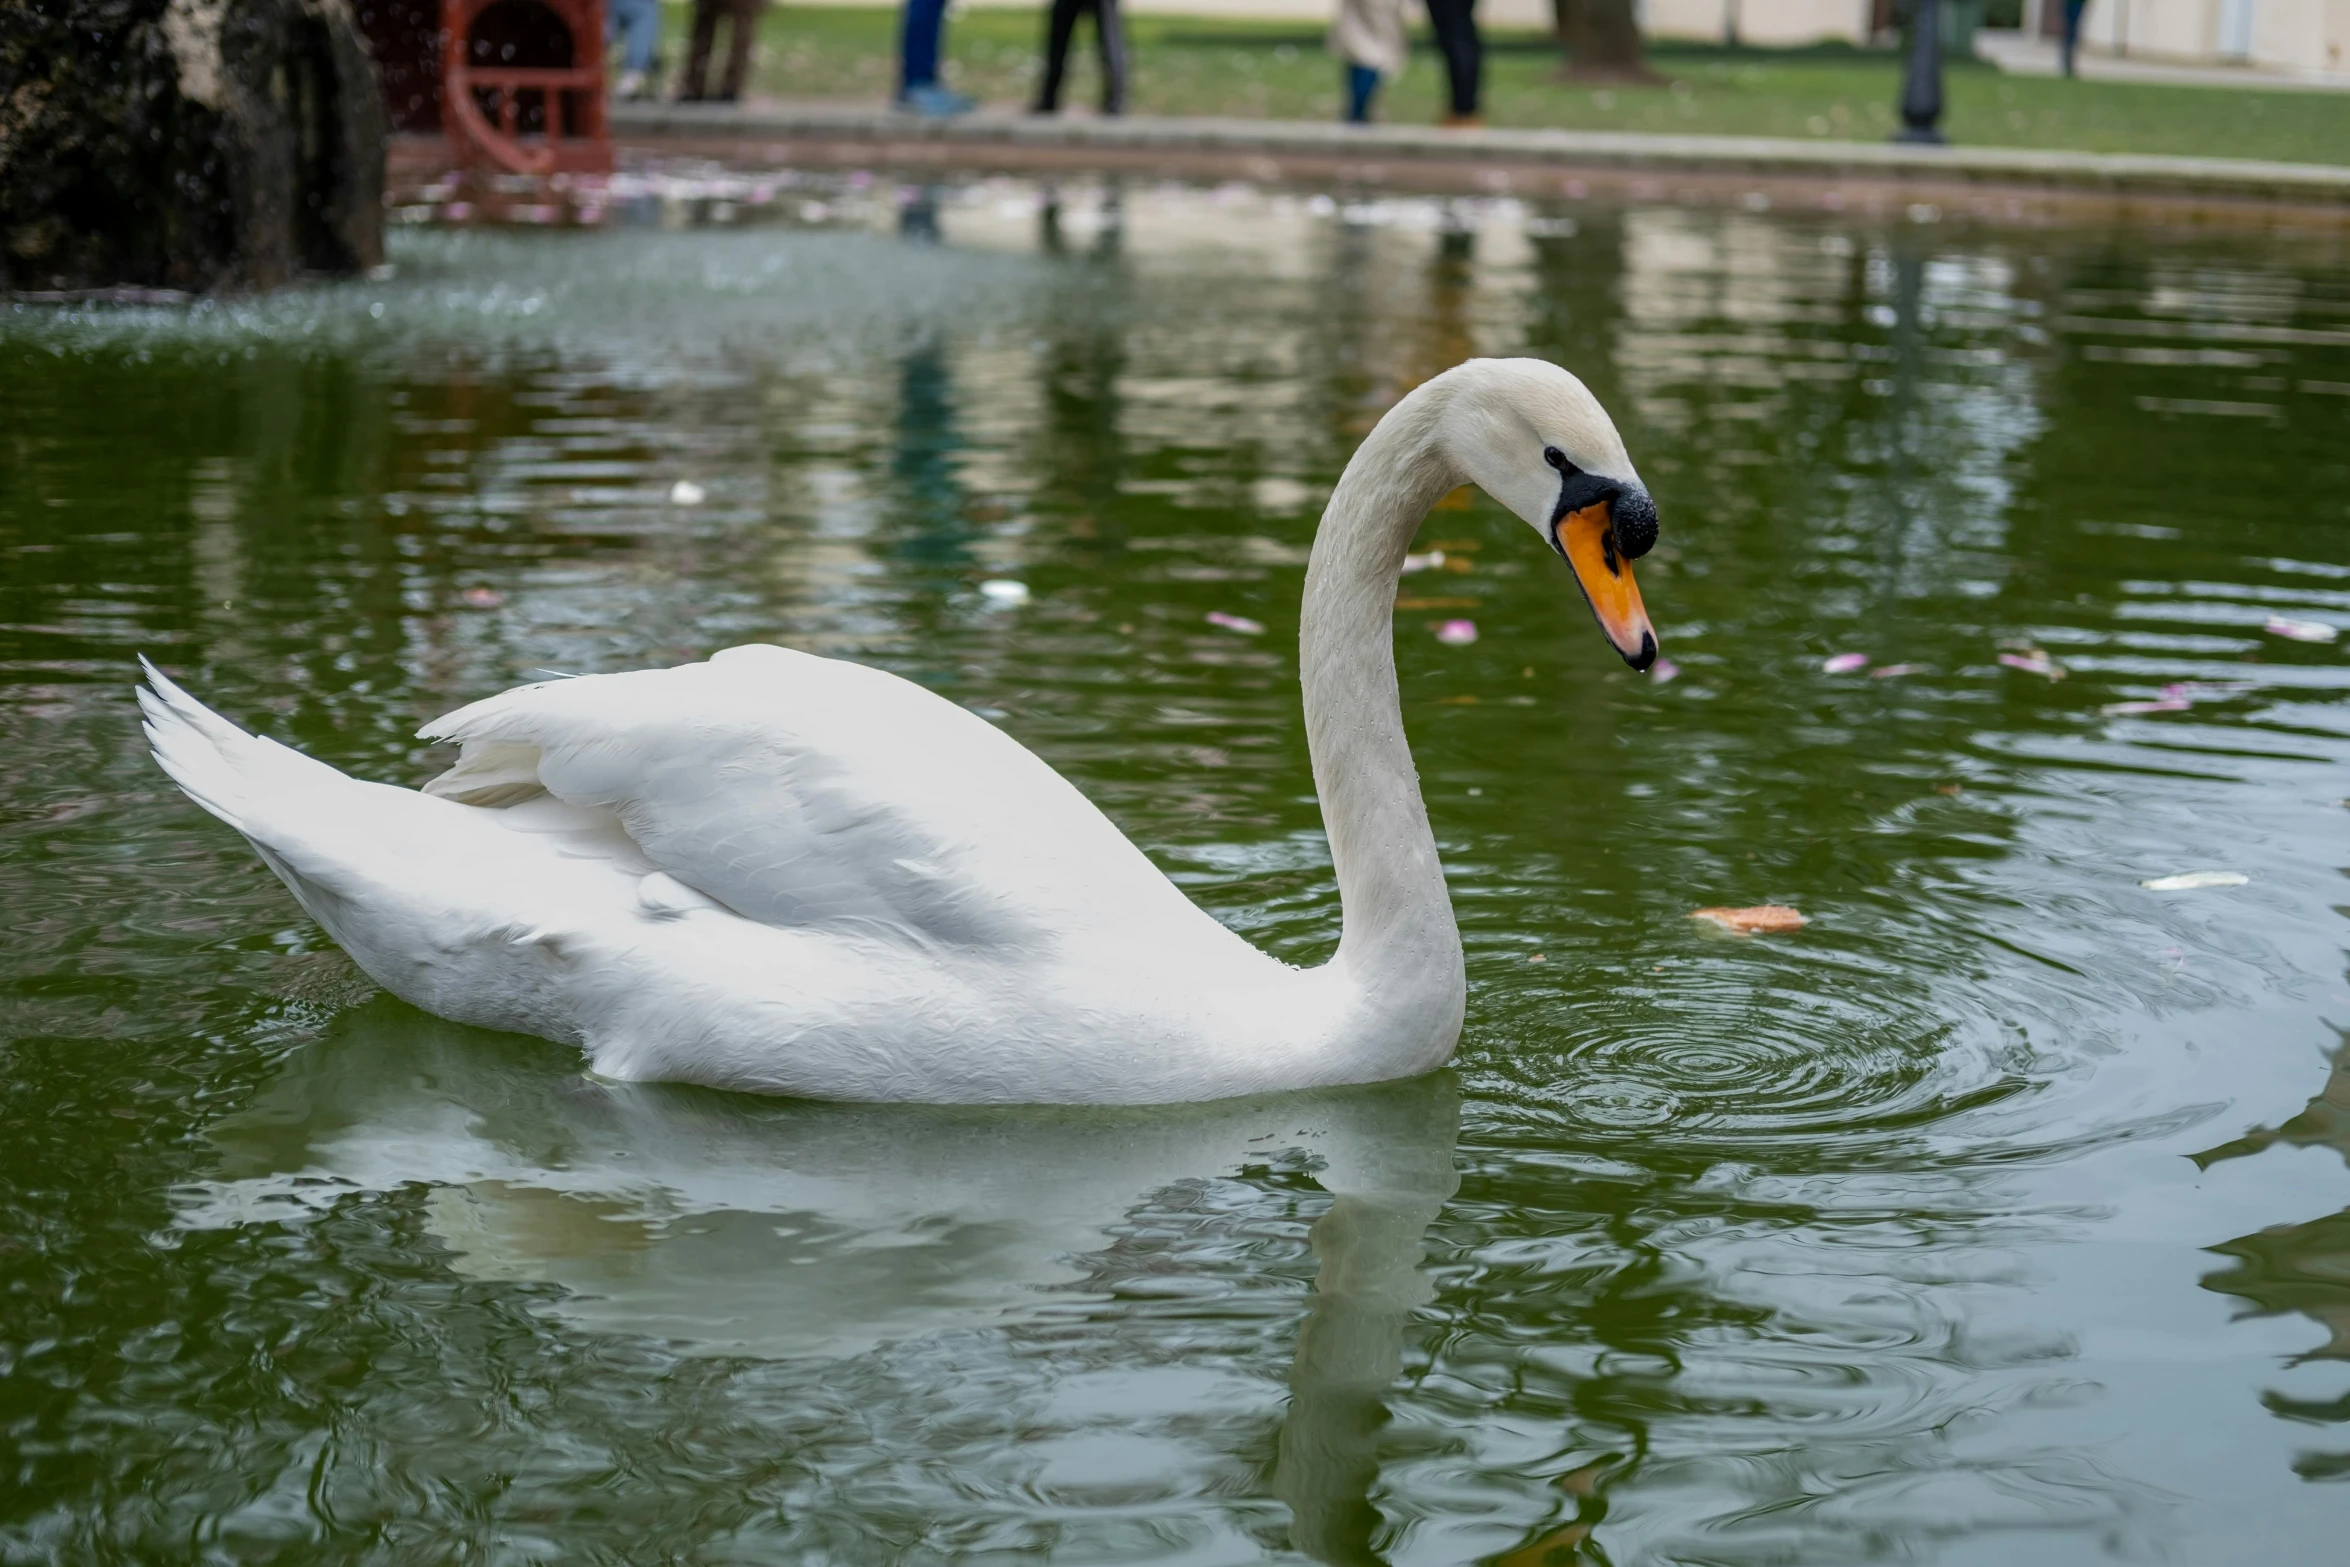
[802,0,2339,68]
[802,0,1867,43]
[2250,0,2350,71]
[2081,0,2350,71]
[1651,0,1872,44]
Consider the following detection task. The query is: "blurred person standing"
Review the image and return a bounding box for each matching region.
[608,0,661,100]
[1033,0,1128,116]
[899,0,976,115]
[2060,0,2090,77]
[1424,0,1481,127]
[680,0,763,102]
[1330,0,1409,123]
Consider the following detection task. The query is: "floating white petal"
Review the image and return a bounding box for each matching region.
[2140,870,2250,891]
[2264,614,2336,643]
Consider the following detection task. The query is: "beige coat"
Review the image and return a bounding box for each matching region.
[1330,0,1412,78]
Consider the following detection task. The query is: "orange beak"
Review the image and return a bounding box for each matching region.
[1555,501,1658,670]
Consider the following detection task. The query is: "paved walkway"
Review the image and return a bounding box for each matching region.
[1974,28,2350,92]
[611,100,2350,215]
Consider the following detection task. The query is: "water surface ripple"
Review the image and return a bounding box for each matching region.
[4,178,2349,1564]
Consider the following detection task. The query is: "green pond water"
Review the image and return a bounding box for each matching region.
[5,174,2350,1564]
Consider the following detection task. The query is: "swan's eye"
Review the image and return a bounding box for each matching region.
[1543,446,1574,473]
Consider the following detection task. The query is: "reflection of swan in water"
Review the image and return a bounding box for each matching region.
[1277,1179,1453,1565]
[2198,1030,2350,1479]
[178,996,1458,1550]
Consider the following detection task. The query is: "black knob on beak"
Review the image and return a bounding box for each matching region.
[1611,487,1659,562]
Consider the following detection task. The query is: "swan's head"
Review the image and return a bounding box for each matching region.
[1434,358,1660,672]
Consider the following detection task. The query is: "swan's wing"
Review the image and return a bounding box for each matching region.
[419,644,1202,949]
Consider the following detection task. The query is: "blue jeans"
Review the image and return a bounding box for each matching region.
[608,0,661,73]
[900,0,949,90]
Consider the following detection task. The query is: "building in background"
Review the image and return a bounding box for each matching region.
[815,0,2345,78]
[2020,0,2349,77]
[1641,0,1874,45]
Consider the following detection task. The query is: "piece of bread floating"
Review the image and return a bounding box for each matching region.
[1689,905,1806,935]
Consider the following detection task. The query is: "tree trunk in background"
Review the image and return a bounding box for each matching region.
[0,0,386,293]
[1550,0,1661,82]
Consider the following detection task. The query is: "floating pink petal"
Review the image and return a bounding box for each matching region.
[1205,611,1264,635]
[1869,663,1922,679]
[458,587,504,608]
[1821,652,1868,674]
[1434,619,1479,646]
[1998,650,2065,680]
[2265,614,2337,643]
[1648,657,1679,683]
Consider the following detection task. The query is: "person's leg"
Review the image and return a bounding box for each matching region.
[1094,0,1128,115]
[718,0,762,101]
[1035,0,1082,112]
[897,0,972,112]
[1424,0,1482,121]
[1344,62,1380,122]
[630,0,662,72]
[681,0,720,100]
[900,0,948,91]
[2061,0,2085,77]
[608,0,659,96]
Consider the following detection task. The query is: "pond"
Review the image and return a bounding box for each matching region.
[4,172,2348,1564]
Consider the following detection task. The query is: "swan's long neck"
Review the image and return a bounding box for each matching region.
[1301,385,1467,1054]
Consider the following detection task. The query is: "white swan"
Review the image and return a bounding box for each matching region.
[140,357,1660,1104]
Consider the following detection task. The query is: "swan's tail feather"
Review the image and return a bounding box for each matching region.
[136,656,345,840]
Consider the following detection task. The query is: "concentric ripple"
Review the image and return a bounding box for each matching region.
[1480,955,2011,1155]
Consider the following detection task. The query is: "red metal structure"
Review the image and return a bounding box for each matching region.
[438,0,612,175]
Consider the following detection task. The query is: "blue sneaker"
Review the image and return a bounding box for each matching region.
[895,83,975,117]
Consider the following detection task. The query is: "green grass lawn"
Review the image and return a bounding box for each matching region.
[656,6,2350,166]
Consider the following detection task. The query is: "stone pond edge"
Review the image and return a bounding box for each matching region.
[606,103,2350,214]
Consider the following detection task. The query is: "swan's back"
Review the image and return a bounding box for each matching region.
[422,644,1221,958]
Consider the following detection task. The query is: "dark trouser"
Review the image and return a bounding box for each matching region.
[1424,0,1480,117]
[682,0,763,101]
[2060,0,2087,77]
[899,0,949,90]
[1035,0,1127,114]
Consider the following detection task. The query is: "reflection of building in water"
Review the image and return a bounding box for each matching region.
[2197,1032,2350,1480]
[1611,207,2041,605]
[1032,187,1131,543]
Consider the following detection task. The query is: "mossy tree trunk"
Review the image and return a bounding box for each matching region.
[0,0,386,293]
[1550,0,1661,83]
